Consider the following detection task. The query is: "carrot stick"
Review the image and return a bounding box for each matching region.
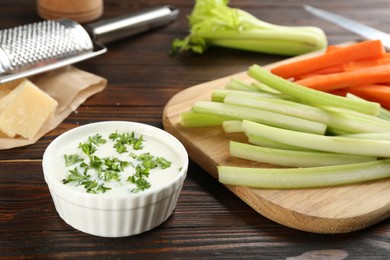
[271,40,385,79]
[311,64,344,74]
[343,57,390,71]
[294,64,344,80]
[326,45,343,52]
[346,84,390,109]
[296,54,390,79]
[295,64,390,91]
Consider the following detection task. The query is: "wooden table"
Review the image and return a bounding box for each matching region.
[1,0,389,258]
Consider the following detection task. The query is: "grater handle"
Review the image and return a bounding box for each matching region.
[85,5,179,45]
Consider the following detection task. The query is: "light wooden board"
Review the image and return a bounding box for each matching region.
[162,55,390,234]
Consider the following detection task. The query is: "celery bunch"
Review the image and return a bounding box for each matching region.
[179,65,390,189]
[171,0,327,56]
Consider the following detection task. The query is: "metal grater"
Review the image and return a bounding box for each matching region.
[0,5,179,83]
[0,19,93,74]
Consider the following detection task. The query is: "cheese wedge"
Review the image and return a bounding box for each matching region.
[0,78,26,99]
[0,79,58,140]
[0,131,9,138]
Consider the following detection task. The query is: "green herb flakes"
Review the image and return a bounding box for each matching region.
[110,131,144,153]
[62,131,172,194]
[64,154,84,167]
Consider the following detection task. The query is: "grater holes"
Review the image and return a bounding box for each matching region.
[0,19,93,72]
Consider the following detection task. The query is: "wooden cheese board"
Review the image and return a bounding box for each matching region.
[162,53,390,234]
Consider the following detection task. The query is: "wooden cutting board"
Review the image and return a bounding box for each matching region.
[162,54,390,234]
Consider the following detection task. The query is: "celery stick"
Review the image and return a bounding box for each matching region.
[323,105,390,123]
[248,134,314,151]
[325,127,353,136]
[211,89,284,102]
[252,81,281,94]
[248,65,380,115]
[222,120,243,133]
[325,107,390,133]
[242,120,390,157]
[346,93,390,121]
[218,159,390,189]
[192,101,327,134]
[378,108,390,121]
[179,111,231,127]
[223,94,330,123]
[171,0,327,56]
[341,133,390,141]
[206,30,326,56]
[225,78,259,92]
[229,141,376,167]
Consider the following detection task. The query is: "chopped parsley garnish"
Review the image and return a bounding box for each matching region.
[156,157,172,169]
[109,131,144,153]
[62,131,172,194]
[128,174,151,192]
[78,142,96,158]
[63,167,89,184]
[88,133,106,146]
[64,154,84,167]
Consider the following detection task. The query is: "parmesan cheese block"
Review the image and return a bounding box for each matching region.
[0,78,25,99]
[0,86,13,100]
[0,131,9,138]
[0,79,58,140]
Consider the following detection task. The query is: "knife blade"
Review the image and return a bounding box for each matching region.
[304,5,390,49]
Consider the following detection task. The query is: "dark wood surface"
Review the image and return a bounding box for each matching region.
[1,0,389,259]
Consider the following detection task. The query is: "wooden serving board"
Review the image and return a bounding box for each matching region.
[162,54,390,234]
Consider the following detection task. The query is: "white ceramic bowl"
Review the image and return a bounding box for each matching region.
[42,121,188,237]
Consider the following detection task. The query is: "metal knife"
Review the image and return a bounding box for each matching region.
[304,5,390,49]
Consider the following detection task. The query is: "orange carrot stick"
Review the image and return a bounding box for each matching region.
[346,84,390,109]
[296,54,390,79]
[271,40,385,79]
[311,64,344,74]
[326,45,343,52]
[343,57,390,71]
[294,64,344,80]
[295,64,390,91]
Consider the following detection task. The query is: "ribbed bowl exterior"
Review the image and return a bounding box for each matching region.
[42,121,188,237]
[47,172,185,237]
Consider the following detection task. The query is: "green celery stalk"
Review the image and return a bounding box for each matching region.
[222,120,243,133]
[206,31,325,56]
[223,94,330,123]
[225,78,282,95]
[171,0,327,56]
[346,93,390,121]
[225,78,259,92]
[378,108,390,121]
[340,133,390,141]
[229,141,377,167]
[247,134,314,151]
[179,111,231,127]
[325,127,353,136]
[218,159,390,189]
[251,81,282,94]
[242,120,390,157]
[211,88,283,102]
[192,101,327,134]
[248,65,380,115]
[324,106,390,133]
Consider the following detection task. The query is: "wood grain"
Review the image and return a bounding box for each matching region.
[2,0,390,258]
[162,59,390,234]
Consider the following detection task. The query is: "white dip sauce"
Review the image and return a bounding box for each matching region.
[56,130,182,195]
